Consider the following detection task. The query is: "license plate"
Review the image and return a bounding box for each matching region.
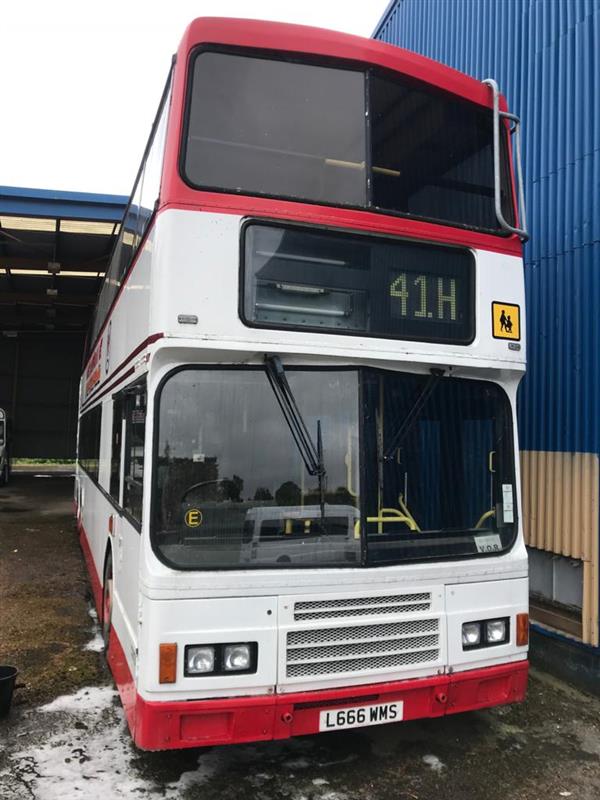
[319,701,403,732]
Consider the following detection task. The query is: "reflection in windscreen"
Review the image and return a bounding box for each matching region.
[153,369,360,569]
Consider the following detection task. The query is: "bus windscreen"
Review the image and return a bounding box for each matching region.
[152,368,516,570]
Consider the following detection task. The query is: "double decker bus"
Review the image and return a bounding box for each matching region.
[75,18,530,751]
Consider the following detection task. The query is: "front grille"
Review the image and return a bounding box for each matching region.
[293,592,431,621]
[285,615,440,680]
[287,618,437,647]
[287,633,439,663]
[287,649,440,678]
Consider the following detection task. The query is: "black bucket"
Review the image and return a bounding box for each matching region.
[0,666,18,717]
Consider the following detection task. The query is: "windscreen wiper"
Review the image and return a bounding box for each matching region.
[383,368,445,462]
[264,355,327,521]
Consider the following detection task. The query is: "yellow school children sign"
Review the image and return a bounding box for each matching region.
[492,302,520,340]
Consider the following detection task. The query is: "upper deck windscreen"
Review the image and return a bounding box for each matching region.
[182,50,515,234]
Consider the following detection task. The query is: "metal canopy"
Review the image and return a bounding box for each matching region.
[0,186,128,334]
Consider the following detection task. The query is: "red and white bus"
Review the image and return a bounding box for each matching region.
[75,18,530,751]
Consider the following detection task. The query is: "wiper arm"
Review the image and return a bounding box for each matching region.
[383,368,445,462]
[264,355,326,479]
[265,355,327,524]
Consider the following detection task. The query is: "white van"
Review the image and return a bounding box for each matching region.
[241,504,359,566]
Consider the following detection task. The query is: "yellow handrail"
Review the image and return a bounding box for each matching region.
[366,512,418,531]
[398,494,421,532]
[380,507,405,517]
[475,509,496,529]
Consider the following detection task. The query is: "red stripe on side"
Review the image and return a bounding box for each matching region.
[132,660,528,751]
[82,333,163,409]
[81,367,136,414]
[108,622,138,738]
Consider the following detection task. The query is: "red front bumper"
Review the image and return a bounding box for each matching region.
[132,660,528,751]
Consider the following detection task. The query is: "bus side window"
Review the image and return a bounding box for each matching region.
[78,405,101,482]
[110,395,124,502]
[123,383,147,524]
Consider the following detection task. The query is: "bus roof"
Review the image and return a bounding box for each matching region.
[177,17,505,112]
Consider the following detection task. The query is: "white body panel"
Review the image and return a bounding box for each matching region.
[152,210,525,370]
[76,209,528,703]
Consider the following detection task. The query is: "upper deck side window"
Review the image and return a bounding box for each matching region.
[88,71,172,348]
[181,49,515,234]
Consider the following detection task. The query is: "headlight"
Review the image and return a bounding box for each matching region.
[184,642,258,676]
[223,644,252,671]
[186,645,215,675]
[462,617,510,650]
[462,622,482,648]
[486,619,508,644]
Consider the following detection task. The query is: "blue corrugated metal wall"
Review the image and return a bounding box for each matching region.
[375,0,600,456]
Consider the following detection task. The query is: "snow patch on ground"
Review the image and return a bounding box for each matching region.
[6,685,248,800]
[3,685,351,800]
[83,603,103,651]
[422,753,445,772]
[84,630,105,652]
[6,686,156,800]
[10,718,148,800]
[39,685,116,715]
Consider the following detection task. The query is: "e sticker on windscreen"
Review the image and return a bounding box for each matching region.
[184,509,203,528]
[492,302,520,340]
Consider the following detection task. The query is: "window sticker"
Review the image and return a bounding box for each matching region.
[492,302,520,340]
[185,509,203,528]
[475,534,502,553]
[502,483,514,523]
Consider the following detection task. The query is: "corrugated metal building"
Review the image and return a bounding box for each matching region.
[375,0,600,650]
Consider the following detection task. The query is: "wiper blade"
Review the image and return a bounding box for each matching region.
[264,355,326,480]
[383,368,445,462]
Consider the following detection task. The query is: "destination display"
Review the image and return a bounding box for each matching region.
[390,270,460,325]
[244,223,474,345]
